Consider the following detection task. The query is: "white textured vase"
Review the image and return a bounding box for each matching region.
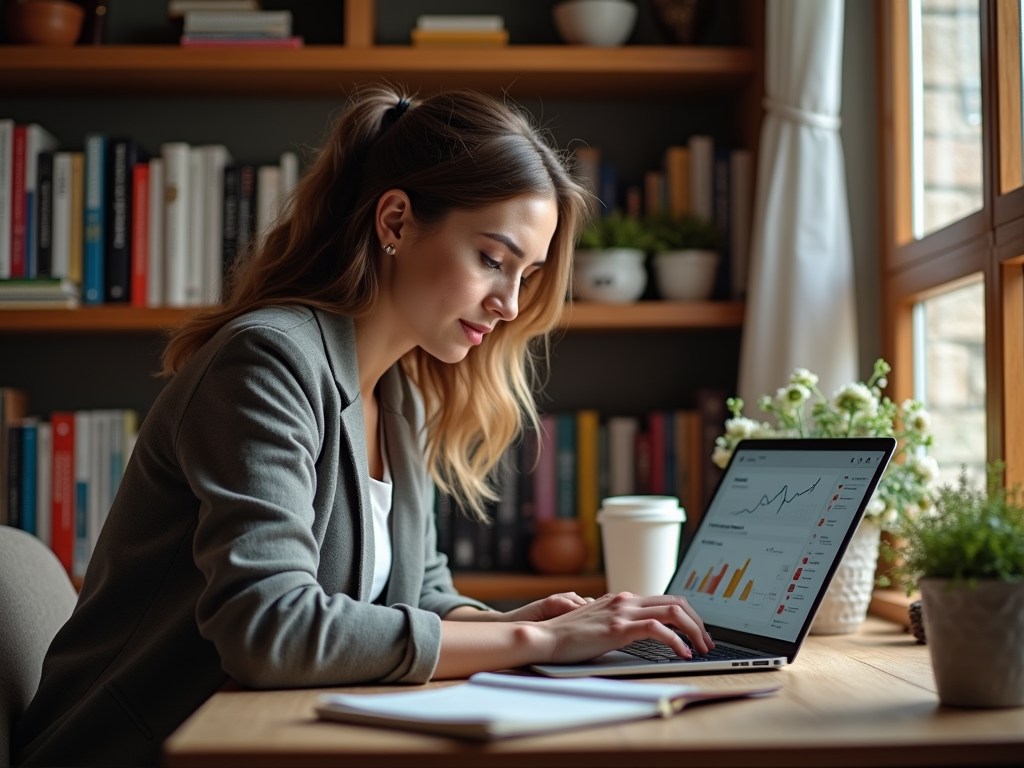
[809,519,881,635]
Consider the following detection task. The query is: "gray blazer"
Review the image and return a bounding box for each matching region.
[13,306,488,767]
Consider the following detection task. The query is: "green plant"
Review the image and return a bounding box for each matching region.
[714,360,937,526]
[647,213,722,252]
[885,464,1024,593]
[578,211,658,250]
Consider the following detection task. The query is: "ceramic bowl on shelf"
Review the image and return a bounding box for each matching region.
[4,0,85,45]
[574,248,647,303]
[552,0,638,47]
[653,249,719,300]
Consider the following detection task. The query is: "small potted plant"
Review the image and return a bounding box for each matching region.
[647,213,722,301]
[887,465,1024,708]
[575,212,657,304]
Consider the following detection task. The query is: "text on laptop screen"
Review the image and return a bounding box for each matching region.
[667,447,888,643]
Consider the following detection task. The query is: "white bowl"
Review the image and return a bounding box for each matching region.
[653,249,719,301]
[553,0,638,47]
[574,248,647,303]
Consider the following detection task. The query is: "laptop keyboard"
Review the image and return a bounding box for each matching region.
[619,638,768,664]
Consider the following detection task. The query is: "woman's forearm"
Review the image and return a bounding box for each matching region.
[433,621,550,679]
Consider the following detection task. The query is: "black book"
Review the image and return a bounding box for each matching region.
[474,504,495,571]
[222,164,241,292]
[434,487,454,562]
[104,138,144,303]
[450,499,477,572]
[35,151,53,278]
[493,447,524,571]
[236,164,256,257]
[7,424,23,529]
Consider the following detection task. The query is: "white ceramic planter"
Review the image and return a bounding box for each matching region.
[653,249,719,301]
[809,518,881,635]
[574,249,647,304]
[553,0,638,47]
[920,578,1024,707]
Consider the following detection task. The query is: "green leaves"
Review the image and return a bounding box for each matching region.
[577,212,722,252]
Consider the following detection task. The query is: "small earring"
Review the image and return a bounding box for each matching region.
[383,243,396,256]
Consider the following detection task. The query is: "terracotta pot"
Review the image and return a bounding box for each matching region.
[5,0,85,45]
[529,519,589,575]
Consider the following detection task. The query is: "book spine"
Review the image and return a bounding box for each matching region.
[256,164,281,246]
[474,504,494,571]
[204,145,230,304]
[51,152,73,279]
[450,500,477,571]
[434,487,454,562]
[222,164,241,293]
[648,412,666,495]
[556,414,577,519]
[73,411,92,579]
[237,164,256,257]
[518,426,537,569]
[105,139,136,303]
[574,147,600,218]
[188,148,207,305]
[644,170,665,218]
[122,409,138,472]
[688,135,714,222]
[50,413,75,574]
[683,410,703,532]
[21,420,38,535]
[25,125,58,278]
[35,152,53,278]
[0,119,12,279]
[11,126,27,278]
[695,389,728,513]
[598,163,618,216]
[598,421,610,506]
[663,146,689,220]
[730,149,753,299]
[712,148,731,300]
[607,416,638,497]
[88,411,110,558]
[279,151,298,199]
[162,143,191,307]
[83,134,107,305]
[635,430,652,495]
[131,163,150,307]
[69,153,84,285]
[0,389,29,526]
[534,414,557,523]
[36,421,52,548]
[147,158,164,307]
[8,424,24,529]
[493,448,521,571]
[576,410,600,572]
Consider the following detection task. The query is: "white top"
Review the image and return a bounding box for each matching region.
[367,425,393,604]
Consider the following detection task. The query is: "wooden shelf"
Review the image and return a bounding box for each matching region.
[0,45,756,99]
[451,572,607,602]
[0,301,744,334]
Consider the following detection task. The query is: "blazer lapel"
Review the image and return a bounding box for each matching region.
[313,309,374,602]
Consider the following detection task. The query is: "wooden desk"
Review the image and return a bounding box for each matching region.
[164,619,1024,767]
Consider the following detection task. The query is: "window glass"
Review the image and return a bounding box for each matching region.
[910,0,983,238]
[913,277,987,488]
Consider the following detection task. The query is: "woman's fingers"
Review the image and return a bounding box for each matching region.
[631,594,715,652]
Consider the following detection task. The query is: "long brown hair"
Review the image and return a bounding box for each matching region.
[162,86,591,518]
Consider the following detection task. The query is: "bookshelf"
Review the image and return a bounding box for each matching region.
[2,0,763,602]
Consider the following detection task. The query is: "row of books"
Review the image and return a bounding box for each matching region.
[575,138,754,299]
[437,392,729,573]
[411,15,509,48]
[180,9,304,48]
[0,118,299,308]
[0,388,137,579]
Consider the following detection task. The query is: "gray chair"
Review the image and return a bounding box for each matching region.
[0,526,78,768]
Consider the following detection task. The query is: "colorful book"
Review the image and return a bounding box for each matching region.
[83,134,107,304]
[576,410,600,572]
[556,414,576,520]
[131,163,150,307]
[50,412,75,574]
[0,119,13,278]
[35,151,53,278]
[36,421,52,548]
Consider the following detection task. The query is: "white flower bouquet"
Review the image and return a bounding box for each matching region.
[714,360,937,526]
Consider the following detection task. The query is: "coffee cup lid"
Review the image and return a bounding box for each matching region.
[597,506,686,524]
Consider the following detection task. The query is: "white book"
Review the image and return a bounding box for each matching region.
[88,410,109,560]
[36,421,52,548]
[203,145,231,305]
[148,158,164,307]
[279,150,298,209]
[25,124,59,277]
[162,143,191,307]
[72,411,92,579]
[256,165,281,246]
[168,0,259,16]
[688,135,714,222]
[51,152,73,279]
[416,15,504,31]
[0,119,13,278]
[183,10,292,34]
[607,417,639,497]
[730,149,754,299]
[317,672,776,740]
[188,147,207,306]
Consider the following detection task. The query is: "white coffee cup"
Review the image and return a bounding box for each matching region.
[597,496,686,596]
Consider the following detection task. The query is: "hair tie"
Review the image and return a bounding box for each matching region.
[379,98,411,136]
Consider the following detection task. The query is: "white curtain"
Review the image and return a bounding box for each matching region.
[738,0,858,409]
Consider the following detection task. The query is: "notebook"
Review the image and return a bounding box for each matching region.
[316,672,778,740]
[532,437,897,678]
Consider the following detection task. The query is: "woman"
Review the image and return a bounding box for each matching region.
[13,88,712,767]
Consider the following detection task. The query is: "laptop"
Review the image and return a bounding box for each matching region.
[532,437,897,677]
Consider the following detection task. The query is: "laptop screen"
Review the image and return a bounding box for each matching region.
[667,441,891,644]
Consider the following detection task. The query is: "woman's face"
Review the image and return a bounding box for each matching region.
[381,193,559,364]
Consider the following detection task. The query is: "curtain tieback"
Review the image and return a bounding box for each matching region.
[763,98,841,131]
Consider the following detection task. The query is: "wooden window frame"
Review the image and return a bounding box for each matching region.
[879,0,1024,487]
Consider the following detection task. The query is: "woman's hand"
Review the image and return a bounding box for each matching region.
[501,592,591,622]
[532,592,715,664]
